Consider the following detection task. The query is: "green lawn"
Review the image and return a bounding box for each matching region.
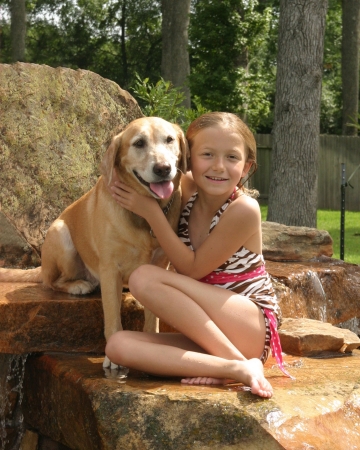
[260,206,360,265]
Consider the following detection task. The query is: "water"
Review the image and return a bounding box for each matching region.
[0,355,27,450]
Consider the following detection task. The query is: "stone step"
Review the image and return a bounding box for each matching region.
[1,257,359,355]
[21,351,360,450]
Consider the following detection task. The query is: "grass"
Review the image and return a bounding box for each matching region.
[260,206,360,265]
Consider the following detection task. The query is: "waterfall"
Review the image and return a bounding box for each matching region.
[0,355,27,450]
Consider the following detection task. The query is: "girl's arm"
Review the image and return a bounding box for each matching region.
[111,181,260,279]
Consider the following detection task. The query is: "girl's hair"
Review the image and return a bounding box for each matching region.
[186,112,259,197]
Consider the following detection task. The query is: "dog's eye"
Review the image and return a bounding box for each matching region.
[134,139,145,148]
[166,136,174,144]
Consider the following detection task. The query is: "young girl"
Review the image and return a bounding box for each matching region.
[106,112,290,398]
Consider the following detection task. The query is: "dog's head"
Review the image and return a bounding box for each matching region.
[101,117,188,199]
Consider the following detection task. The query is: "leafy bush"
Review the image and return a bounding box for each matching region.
[131,75,209,131]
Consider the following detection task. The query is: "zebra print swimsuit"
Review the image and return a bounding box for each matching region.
[178,192,286,370]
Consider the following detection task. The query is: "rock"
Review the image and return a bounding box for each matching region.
[262,221,333,261]
[0,211,41,269]
[21,351,360,450]
[267,257,360,327]
[0,62,142,254]
[0,283,172,354]
[279,318,360,356]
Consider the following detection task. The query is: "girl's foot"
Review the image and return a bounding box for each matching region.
[181,359,273,398]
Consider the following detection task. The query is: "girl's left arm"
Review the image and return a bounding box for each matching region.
[111,181,260,279]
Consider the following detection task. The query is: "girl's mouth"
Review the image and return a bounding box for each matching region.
[206,176,228,182]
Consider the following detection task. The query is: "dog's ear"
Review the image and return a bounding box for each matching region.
[173,124,189,174]
[100,133,122,184]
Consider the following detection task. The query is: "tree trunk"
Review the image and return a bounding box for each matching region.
[10,0,26,62]
[267,0,328,228]
[341,0,360,136]
[161,0,191,108]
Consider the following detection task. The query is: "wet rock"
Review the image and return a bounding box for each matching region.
[262,221,333,261]
[21,351,360,450]
[279,318,360,356]
[267,257,360,326]
[0,62,142,254]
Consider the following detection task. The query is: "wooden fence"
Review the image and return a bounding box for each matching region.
[252,134,360,211]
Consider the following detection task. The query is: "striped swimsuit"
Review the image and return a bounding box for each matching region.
[178,192,293,378]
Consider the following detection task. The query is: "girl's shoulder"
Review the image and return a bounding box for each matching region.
[226,192,261,223]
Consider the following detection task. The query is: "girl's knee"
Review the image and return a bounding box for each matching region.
[128,264,159,297]
[105,330,133,366]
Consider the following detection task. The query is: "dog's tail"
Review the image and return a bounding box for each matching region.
[0,266,42,283]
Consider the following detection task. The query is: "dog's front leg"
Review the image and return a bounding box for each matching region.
[99,265,123,369]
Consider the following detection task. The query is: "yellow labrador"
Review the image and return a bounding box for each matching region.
[0,117,188,368]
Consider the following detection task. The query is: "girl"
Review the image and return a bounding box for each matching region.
[106,112,290,398]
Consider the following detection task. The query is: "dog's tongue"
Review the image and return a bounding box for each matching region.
[150,181,174,199]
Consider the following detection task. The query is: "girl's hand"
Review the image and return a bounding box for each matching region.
[110,179,158,219]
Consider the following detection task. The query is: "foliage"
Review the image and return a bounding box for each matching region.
[0,0,163,89]
[131,75,209,131]
[321,0,342,134]
[0,0,347,135]
[188,0,277,131]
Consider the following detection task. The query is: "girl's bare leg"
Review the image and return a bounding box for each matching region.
[109,265,272,393]
[128,265,267,362]
[105,330,273,398]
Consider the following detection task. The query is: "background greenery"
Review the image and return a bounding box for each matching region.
[0,0,346,134]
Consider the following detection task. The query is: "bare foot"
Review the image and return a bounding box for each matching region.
[181,359,273,398]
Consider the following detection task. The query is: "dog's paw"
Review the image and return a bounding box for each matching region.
[67,280,96,295]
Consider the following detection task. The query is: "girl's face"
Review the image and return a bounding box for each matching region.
[189,126,252,196]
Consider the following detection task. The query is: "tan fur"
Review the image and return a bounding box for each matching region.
[0,117,188,368]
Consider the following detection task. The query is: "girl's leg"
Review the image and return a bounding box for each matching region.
[128,265,267,362]
[105,330,273,398]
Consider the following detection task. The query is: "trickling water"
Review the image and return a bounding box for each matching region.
[0,354,28,450]
[307,271,328,322]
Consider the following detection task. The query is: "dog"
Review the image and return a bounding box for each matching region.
[0,117,188,368]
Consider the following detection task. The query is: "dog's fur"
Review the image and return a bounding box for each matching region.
[0,117,188,367]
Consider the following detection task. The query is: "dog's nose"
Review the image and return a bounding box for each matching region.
[153,163,171,178]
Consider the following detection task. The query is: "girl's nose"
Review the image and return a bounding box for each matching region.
[212,157,225,170]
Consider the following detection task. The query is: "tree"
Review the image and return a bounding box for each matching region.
[161,0,191,107]
[267,0,328,228]
[341,0,360,135]
[10,0,26,61]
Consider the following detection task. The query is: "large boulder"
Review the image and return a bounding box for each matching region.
[0,62,142,255]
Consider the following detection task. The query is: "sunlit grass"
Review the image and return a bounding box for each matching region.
[260,206,360,265]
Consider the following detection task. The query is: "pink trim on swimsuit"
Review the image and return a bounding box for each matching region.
[200,265,294,379]
[199,265,266,284]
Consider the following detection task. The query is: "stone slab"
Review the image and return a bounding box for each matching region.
[279,318,360,356]
[266,257,360,326]
[262,221,333,261]
[0,282,174,354]
[21,351,360,450]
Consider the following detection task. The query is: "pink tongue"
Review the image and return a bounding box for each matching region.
[150,181,174,199]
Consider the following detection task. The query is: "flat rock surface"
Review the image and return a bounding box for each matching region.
[22,351,360,450]
[279,317,360,356]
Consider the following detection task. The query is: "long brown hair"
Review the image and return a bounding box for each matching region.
[186,112,259,196]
